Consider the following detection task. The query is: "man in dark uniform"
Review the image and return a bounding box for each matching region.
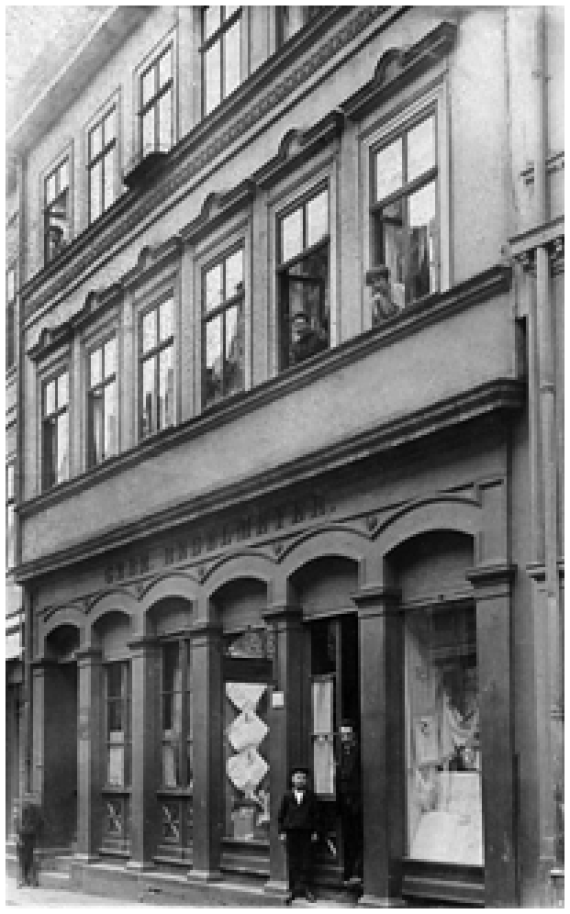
[278,765,320,903]
[336,720,363,886]
[290,311,328,365]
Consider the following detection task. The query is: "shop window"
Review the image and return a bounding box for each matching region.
[44,157,70,263]
[140,297,174,439]
[201,6,242,116]
[42,369,69,491]
[370,112,438,311]
[6,462,16,569]
[88,105,117,223]
[202,246,245,408]
[278,185,330,370]
[405,604,482,866]
[140,45,174,156]
[6,265,16,370]
[161,641,193,789]
[105,661,131,788]
[87,336,118,467]
[276,6,320,47]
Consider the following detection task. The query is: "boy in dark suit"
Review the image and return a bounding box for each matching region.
[278,766,320,903]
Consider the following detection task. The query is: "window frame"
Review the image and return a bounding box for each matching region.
[6,263,17,370]
[160,639,193,792]
[360,85,451,326]
[6,460,16,570]
[200,6,243,117]
[86,333,119,468]
[138,294,176,441]
[275,6,320,49]
[104,659,132,789]
[201,241,246,409]
[43,149,72,264]
[139,41,175,156]
[41,366,70,492]
[87,101,119,225]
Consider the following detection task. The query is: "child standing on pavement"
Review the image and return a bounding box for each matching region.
[278,765,320,904]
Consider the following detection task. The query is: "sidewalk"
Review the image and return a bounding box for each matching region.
[5,875,137,907]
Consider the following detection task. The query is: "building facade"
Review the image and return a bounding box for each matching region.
[6,6,564,907]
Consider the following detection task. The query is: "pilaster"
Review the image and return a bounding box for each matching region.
[75,647,103,861]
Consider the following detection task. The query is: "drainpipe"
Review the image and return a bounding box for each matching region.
[533,5,561,872]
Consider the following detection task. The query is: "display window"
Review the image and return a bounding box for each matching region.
[405,604,482,866]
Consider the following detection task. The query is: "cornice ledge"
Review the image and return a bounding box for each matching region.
[509,215,565,261]
[15,379,524,583]
[351,585,402,608]
[342,20,457,120]
[466,562,517,588]
[21,6,388,319]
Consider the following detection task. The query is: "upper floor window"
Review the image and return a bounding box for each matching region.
[278,185,330,370]
[140,298,174,439]
[88,106,117,223]
[370,112,438,312]
[6,265,16,370]
[201,6,242,116]
[203,246,245,408]
[6,462,16,569]
[44,157,70,263]
[276,6,320,47]
[88,337,118,467]
[42,369,69,491]
[140,45,173,155]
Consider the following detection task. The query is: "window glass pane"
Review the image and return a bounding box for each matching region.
[7,268,16,302]
[108,663,124,698]
[7,464,15,500]
[59,159,69,191]
[281,207,303,263]
[204,6,221,40]
[44,380,56,417]
[103,149,115,211]
[104,338,117,377]
[373,199,406,310]
[205,316,222,405]
[104,380,118,458]
[205,263,223,312]
[158,90,172,151]
[90,123,103,160]
[46,172,57,205]
[224,20,241,98]
[205,43,221,114]
[160,298,174,341]
[89,389,104,466]
[409,181,437,302]
[90,160,102,223]
[307,189,329,248]
[159,346,174,429]
[406,606,482,865]
[142,357,156,437]
[57,412,69,483]
[90,347,102,387]
[142,309,157,353]
[43,417,57,489]
[104,108,115,144]
[226,5,241,17]
[159,48,172,88]
[277,7,297,45]
[374,137,403,202]
[142,66,155,106]
[142,107,155,153]
[224,303,244,397]
[7,503,15,568]
[163,642,180,692]
[225,249,243,298]
[58,371,69,408]
[408,115,436,183]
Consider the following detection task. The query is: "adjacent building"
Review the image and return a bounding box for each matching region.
[6,6,564,907]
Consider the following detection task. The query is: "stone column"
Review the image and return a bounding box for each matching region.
[352,586,404,908]
[75,647,103,861]
[262,604,305,899]
[126,636,159,870]
[188,620,223,881]
[467,564,517,907]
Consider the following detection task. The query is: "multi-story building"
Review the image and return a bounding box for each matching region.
[6,6,564,907]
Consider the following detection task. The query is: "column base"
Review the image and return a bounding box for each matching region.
[125,860,156,873]
[73,853,101,864]
[358,894,406,907]
[187,868,223,883]
[264,879,290,899]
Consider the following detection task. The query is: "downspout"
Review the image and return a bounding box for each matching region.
[533,5,561,869]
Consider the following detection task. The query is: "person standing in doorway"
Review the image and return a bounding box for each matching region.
[278,765,320,903]
[337,720,363,887]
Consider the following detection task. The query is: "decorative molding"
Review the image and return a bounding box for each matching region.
[508,215,564,277]
[22,6,402,321]
[180,180,255,247]
[255,111,345,190]
[27,321,73,363]
[520,150,565,185]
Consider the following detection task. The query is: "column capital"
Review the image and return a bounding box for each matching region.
[189,620,223,645]
[127,634,159,655]
[262,602,303,624]
[467,562,516,597]
[352,585,402,617]
[75,646,103,664]
[30,655,59,672]
[526,560,565,584]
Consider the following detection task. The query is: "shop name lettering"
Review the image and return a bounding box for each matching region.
[104,494,329,584]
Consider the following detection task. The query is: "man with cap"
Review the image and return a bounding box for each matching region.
[289,311,328,365]
[366,266,399,325]
[336,720,363,887]
[278,765,320,903]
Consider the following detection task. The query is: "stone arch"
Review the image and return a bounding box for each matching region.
[277,525,368,605]
[40,611,84,657]
[140,571,200,613]
[87,591,137,645]
[204,551,275,597]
